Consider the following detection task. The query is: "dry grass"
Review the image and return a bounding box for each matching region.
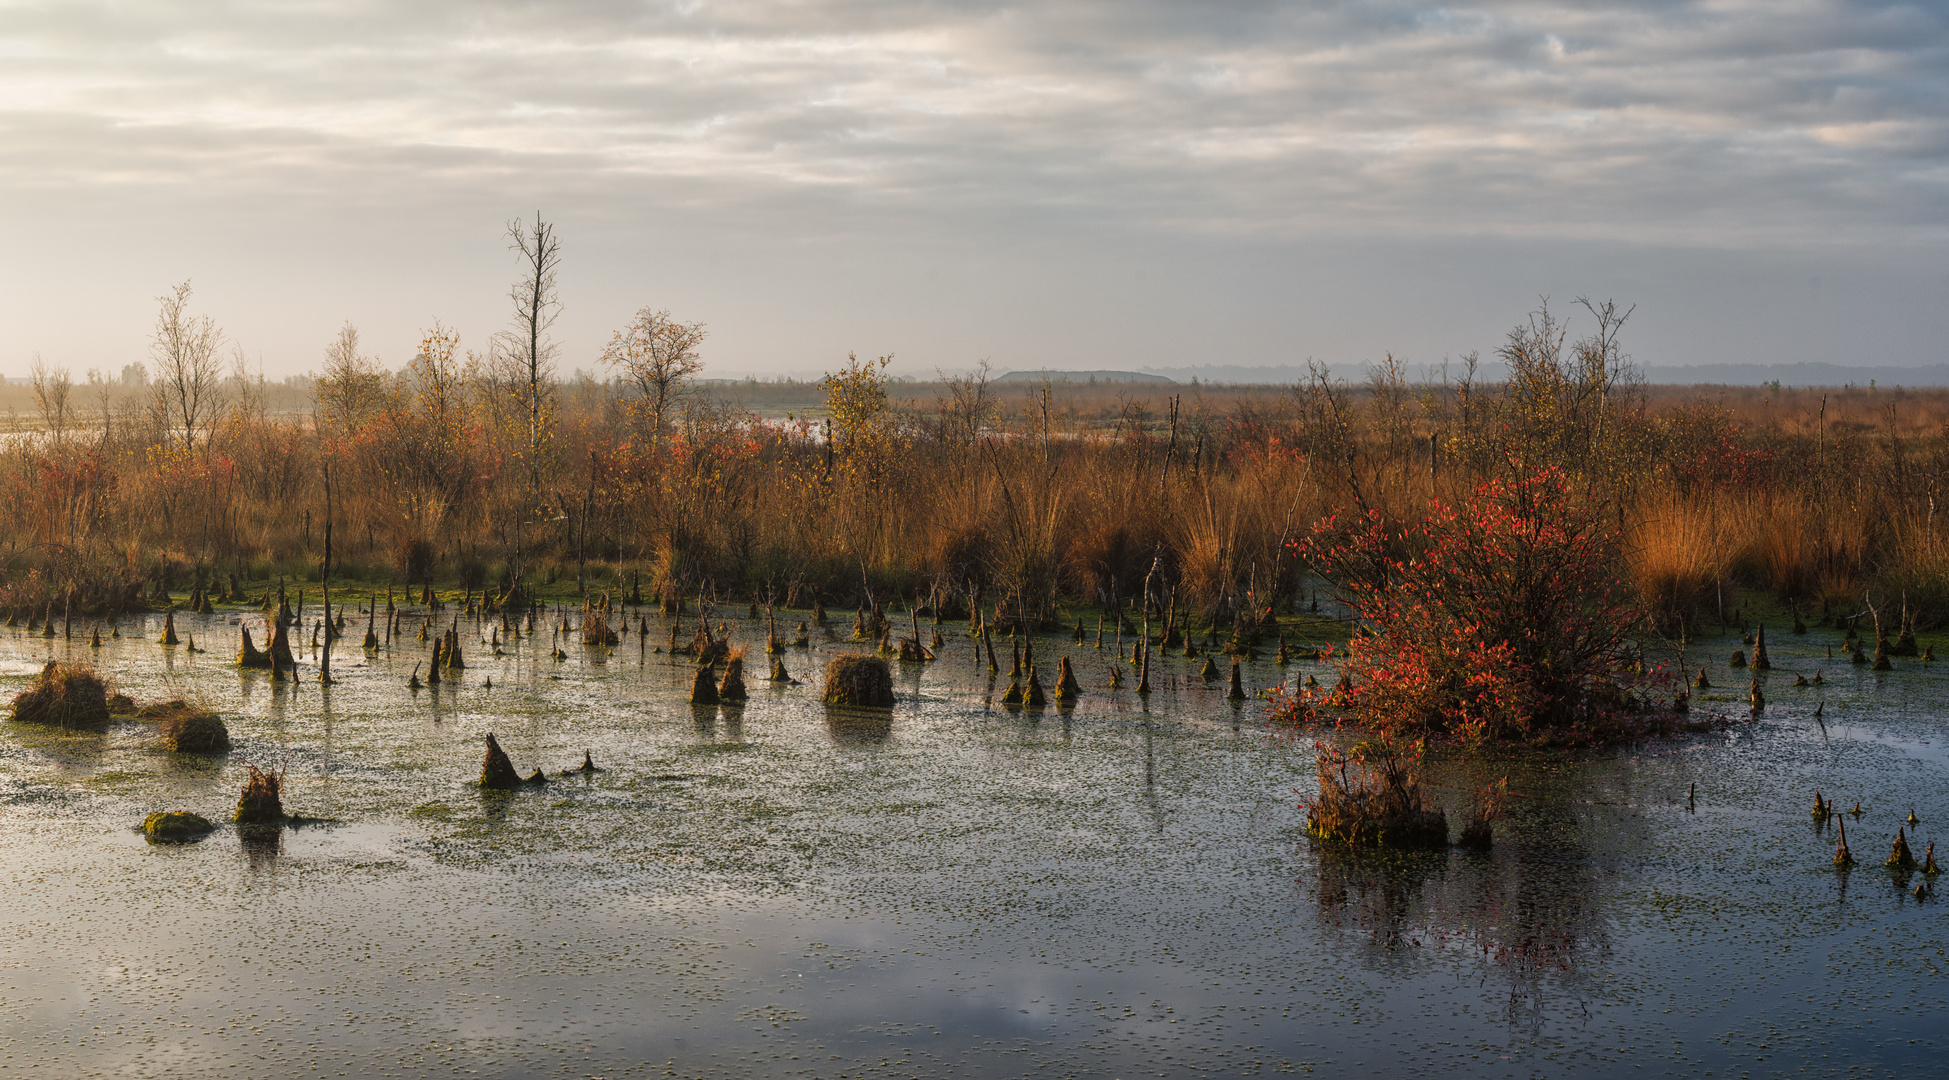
[5,331,1949,633]
[139,699,230,753]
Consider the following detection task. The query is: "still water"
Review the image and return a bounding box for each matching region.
[0,608,1941,1079]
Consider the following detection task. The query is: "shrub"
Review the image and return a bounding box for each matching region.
[10,661,111,728]
[1304,739,1448,849]
[1293,466,1657,744]
[823,654,894,707]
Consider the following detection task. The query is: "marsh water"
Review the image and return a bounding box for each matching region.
[0,607,1942,1079]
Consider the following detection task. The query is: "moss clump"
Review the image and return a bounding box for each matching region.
[823,654,894,707]
[142,700,230,753]
[142,811,215,842]
[11,661,112,728]
[235,763,284,823]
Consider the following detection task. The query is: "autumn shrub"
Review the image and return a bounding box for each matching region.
[1294,466,1658,744]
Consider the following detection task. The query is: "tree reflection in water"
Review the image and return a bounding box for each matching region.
[1309,754,1645,1028]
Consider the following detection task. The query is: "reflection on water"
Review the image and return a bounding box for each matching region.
[824,705,892,746]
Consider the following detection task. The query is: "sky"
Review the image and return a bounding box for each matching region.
[3,0,1946,383]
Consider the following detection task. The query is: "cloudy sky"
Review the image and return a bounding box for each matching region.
[4,0,1946,381]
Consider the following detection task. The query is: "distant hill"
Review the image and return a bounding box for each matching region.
[996,369,1175,384]
[1638,363,1949,387]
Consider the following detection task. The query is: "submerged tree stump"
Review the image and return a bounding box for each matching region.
[719,656,748,703]
[479,734,522,790]
[689,666,720,705]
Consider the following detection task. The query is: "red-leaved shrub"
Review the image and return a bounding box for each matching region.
[1292,466,1668,744]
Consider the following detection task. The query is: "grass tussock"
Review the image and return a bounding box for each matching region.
[823,654,895,707]
[11,661,111,728]
[139,699,230,753]
[1305,740,1449,850]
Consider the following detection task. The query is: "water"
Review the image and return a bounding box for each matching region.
[0,609,1943,1078]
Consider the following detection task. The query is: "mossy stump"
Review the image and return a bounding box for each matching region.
[823,654,894,707]
[238,627,272,669]
[158,610,180,646]
[1889,827,1917,870]
[10,661,111,728]
[718,657,748,703]
[689,666,720,705]
[1054,657,1082,701]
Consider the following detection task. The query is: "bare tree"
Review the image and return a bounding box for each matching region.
[317,322,388,435]
[494,213,561,500]
[601,307,707,445]
[149,281,226,455]
[29,354,73,441]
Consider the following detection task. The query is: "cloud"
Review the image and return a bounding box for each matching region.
[0,0,1945,375]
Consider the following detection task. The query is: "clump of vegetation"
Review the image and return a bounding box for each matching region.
[234,763,284,823]
[1304,739,1449,849]
[142,810,215,842]
[140,699,231,753]
[823,654,894,707]
[10,660,111,728]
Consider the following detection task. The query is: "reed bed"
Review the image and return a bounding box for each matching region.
[7,309,1949,632]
